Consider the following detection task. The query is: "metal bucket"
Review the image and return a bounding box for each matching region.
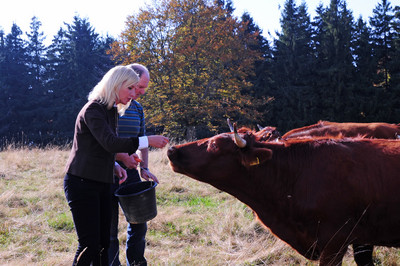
[115,181,158,224]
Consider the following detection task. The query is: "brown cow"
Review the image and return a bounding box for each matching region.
[256,120,400,265]
[257,120,400,265]
[281,120,400,140]
[167,125,400,265]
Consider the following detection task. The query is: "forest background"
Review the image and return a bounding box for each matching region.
[0,0,399,146]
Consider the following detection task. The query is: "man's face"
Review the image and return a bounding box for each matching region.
[134,73,150,100]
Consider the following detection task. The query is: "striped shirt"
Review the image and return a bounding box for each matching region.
[117,100,145,138]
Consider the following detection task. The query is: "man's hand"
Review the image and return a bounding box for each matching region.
[117,153,141,169]
[114,164,127,184]
[140,168,159,184]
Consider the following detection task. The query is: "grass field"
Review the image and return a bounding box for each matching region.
[0,145,399,265]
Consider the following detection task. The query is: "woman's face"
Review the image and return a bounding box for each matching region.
[116,74,149,105]
[116,84,137,105]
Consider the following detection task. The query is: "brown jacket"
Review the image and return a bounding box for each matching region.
[65,100,139,183]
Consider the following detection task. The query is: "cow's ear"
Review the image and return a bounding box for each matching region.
[242,147,272,167]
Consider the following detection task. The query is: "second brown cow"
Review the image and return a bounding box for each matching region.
[281,120,400,140]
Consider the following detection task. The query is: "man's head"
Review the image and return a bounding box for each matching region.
[129,63,150,100]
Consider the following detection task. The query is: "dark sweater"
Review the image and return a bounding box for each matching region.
[65,100,139,183]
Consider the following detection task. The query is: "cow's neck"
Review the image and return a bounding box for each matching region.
[211,158,320,260]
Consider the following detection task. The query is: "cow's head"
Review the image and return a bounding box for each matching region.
[167,123,273,185]
[255,124,281,142]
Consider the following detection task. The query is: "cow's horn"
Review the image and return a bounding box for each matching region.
[227,118,234,132]
[233,123,247,148]
[257,124,264,131]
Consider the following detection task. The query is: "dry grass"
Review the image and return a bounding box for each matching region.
[0,145,399,265]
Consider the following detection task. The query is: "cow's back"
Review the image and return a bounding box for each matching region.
[282,121,400,139]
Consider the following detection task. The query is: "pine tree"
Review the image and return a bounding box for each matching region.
[26,16,47,93]
[0,23,30,141]
[0,29,6,91]
[352,17,378,121]
[239,12,275,128]
[313,0,356,121]
[370,0,395,90]
[0,29,9,143]
[0,30,5,87]
[274,0,314,86]
[353,17,375,88]
[46,16,114,141]
[270,0,316,130]
[2,23,29,94]
[240,12,272,96]
[390,5,400,88]
[368,0,400,122]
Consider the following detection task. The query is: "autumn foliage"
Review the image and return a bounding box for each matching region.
[110,0,263,139]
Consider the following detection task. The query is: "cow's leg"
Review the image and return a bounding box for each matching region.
[353,244,374,266]
[319,245,348,266]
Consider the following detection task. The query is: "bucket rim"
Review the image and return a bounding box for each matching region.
[115,180,157,198]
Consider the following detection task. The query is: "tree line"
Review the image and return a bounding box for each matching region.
[0,0,399,146]
[0,16,115,146]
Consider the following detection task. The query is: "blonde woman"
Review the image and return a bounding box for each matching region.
[64,65,168,265]
[108,63,156,266]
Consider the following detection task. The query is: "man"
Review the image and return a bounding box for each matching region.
[108,63,158,266]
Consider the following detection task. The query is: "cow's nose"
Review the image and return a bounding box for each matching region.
[167,146,177,160]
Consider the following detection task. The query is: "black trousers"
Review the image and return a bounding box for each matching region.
[64,174,112,266]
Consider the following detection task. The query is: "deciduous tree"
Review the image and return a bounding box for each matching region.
[111,0,264,139]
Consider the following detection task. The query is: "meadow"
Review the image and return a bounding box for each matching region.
[0,145,399,265]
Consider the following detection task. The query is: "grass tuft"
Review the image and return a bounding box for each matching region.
[47,212,75,231]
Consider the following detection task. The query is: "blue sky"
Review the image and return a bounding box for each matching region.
[0,0,397,45]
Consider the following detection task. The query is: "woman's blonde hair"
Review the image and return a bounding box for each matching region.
[88,65,139,115]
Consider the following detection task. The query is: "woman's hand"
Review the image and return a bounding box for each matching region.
[147,135,169,148]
